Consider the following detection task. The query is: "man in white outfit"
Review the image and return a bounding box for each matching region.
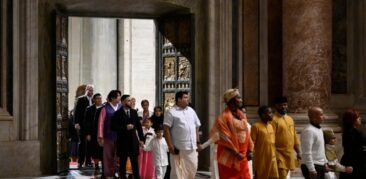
[163,91,202,179]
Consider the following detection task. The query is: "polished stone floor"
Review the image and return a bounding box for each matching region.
[4,170,305,179]
[3,162,304,179]
[4,169,211,179]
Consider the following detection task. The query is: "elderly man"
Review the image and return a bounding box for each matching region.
[271,96,301,178]
[210,88,253,179]
[163,91,201,179]
[74,84,94,168]
[301,107,328,179]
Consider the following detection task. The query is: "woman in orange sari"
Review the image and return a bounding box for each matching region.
[210,89,253,179]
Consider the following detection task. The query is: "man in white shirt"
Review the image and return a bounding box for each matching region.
[301,107,328,179]
[163,91,202,179]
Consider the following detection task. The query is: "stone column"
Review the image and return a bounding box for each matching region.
[283,0,332,113]
[68,17,83,109]
[118,19,156,111]
[348,0,366,103]
[206,0,235,174]
[69,17,118,108]
[89,18,118,98]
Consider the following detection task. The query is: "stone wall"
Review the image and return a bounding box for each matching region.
[2,0,366,177]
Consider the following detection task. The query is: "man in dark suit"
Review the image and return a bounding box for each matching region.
[74,84,94,168]
[112,94,145,179]
[84,93,104,172]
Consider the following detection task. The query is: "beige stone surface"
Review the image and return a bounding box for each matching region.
[0,141,41,178]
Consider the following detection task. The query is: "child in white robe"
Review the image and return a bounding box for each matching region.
[144,126,169,179]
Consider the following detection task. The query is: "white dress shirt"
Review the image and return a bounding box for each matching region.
[144,137,169,167]
[164,105,201,150]
[109,102,119,111]
[87,96,92,106]
[143,127,155,145]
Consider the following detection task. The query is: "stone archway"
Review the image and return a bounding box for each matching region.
[53,0,198,173]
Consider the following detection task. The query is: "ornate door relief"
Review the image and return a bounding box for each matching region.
[55,14,69,173]
[157,15,194,111]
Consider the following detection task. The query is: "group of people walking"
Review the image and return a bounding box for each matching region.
[69,85,172,179]
[70,84,366,179]
[210,88,366,179]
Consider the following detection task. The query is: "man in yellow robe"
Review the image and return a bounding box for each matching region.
[251,106,279,179]
[270,96,301,179]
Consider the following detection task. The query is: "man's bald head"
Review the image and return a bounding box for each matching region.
[308,107,325,125]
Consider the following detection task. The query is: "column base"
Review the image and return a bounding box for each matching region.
[245,107,342,132]
[0,140,41,178]
[289,111,341,132]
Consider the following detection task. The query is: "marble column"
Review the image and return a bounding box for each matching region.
[68,17,83,108]
[0,0,42,177]
[89,18,118,99]
[206,0,234,174]
[68,17,118,106]
[207,0,233,118]
[283,0,332,113]
[118,19,156,111]
[348,0,366,105]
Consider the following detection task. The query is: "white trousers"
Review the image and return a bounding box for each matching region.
[170,150,198,179]
[325,171,337,179]
[155,165,167,179]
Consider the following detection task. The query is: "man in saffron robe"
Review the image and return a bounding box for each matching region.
[270,96,301,178]
[251,106,279,179]
[211,88,253,179]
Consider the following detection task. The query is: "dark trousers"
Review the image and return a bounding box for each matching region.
[78,135,92,165]
[301,164,325,179]
[164,152,171,179]
[119,152,140,179]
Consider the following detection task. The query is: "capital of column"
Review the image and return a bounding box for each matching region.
[283,0,332,113]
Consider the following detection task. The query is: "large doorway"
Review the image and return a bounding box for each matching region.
[55,12,194,173]
[66,17,157,171]
[67,17,157,112]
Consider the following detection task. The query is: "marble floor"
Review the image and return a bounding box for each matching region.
[3,169,211,179]
[3,162,304,179]
[3,169,305,179]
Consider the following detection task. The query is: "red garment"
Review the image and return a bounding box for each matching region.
[139,148,156,179]
[218,157,250,179]
[212,108,252,179]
